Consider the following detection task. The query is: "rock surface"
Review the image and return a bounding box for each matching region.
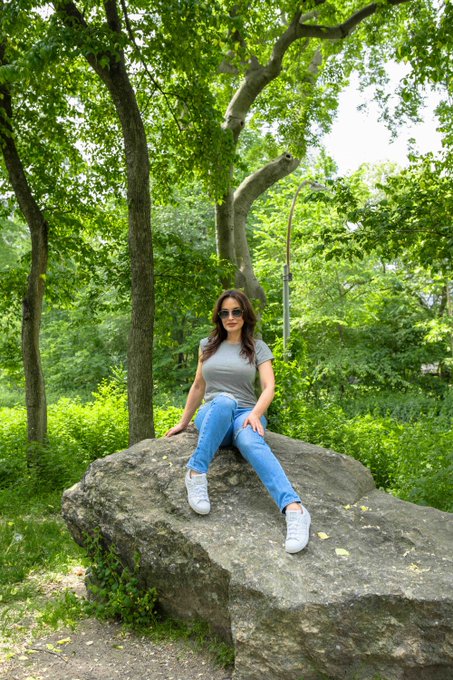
[62,428,453,680]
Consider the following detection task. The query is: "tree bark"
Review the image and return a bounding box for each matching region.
[0,44,48,461]
[216,167,236,288]
[56,0,154,443]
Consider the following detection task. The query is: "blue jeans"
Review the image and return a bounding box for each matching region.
[187,393,301,512]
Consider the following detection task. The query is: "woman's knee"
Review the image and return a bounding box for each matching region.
[234,424,266,454]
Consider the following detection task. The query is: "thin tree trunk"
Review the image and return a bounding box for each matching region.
[106,64,154,444]
[446,281,453,361]
[56,0,154,443]
[0,45,48,462]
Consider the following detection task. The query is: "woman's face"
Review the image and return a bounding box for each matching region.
[219,296,244,334]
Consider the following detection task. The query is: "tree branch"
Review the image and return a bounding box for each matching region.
[232,153,300,305]
[0,46,47,230]
[224,0,411,137]
[297,0,410,40]
[54,0,111,80]
[234,153,300,217]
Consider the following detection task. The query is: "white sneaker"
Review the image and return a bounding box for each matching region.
[185,470,210,515]
[285,506,311,553]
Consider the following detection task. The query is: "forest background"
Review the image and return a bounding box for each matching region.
[0,0,452,658]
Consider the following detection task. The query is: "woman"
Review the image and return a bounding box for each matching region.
[166,289,310,553]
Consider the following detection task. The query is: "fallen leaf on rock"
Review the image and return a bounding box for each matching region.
[343,504,352,510]
[317,532,330,540]
[409,563,431,573]
[335,548,350,557]
[360,505,369,512]
[57,637,71,645]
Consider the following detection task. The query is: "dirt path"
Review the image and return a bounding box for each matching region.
[0,568,233,680]
[0,617,233,680]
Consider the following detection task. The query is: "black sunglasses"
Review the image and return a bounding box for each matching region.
[218,308,243,319]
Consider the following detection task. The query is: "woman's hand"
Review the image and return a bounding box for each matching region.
[165,423,187,437]
[243,412,264,436]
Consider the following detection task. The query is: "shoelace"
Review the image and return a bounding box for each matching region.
[190,477,209,502]
[286,512,305,539]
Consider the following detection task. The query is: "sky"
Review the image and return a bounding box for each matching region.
[321,70,443,175]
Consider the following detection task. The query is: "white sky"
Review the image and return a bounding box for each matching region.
[321,68,443,175]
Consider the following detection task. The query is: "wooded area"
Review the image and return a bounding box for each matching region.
[0,0,451,513]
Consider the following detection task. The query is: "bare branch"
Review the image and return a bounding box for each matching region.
[234,153,300,218]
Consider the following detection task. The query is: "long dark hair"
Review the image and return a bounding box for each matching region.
[201,289,257,364]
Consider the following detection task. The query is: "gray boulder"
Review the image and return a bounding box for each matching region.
[62,428,453,680]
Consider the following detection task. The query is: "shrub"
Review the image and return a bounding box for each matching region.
[84,531,157,627]
[269,351,453,512]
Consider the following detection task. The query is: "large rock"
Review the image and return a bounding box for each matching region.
[62,428,453,680]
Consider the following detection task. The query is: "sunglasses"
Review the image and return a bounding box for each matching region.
[218,308,243,319]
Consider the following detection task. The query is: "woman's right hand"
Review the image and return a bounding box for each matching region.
[165,423,187,437]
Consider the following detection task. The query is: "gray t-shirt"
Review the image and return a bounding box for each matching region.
[200,338,274,408]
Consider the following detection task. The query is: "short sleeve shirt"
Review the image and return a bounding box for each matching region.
[200,338,274,408]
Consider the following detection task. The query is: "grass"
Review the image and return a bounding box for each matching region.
[0,487,87,660]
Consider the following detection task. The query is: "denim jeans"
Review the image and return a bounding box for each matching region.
[187,393,301,512]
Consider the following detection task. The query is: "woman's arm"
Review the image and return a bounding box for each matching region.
[243,360,275,436]
[165,356,206,437]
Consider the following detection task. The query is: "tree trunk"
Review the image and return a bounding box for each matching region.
[107,70,154,444]
[215,164,236,289]
[56,0,154,443]
[22,225,48,456]
[0,49,48,462]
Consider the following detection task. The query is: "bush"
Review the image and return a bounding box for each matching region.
[84,531,157,627]
[269,350,453,512]
[0,380,129,493]
[1,374,451,511]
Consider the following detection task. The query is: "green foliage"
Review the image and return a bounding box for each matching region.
[332,153,453,276]
[270,345,453,512]
[0,517,58,603]
[0,380,128,493]
[154,405,185,437]
[83,531,157,628]
[0,380,188,494]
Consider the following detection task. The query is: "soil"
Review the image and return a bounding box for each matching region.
[0,618,233,680]
[0,568,233,680]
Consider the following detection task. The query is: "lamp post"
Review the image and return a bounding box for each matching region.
[283,180,327,353]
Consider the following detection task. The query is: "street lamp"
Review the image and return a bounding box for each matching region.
[283,180,328,353]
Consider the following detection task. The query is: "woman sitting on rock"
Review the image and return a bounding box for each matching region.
[165,289,310,553]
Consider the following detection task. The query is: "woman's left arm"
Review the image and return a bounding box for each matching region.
[243,360,275,436]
